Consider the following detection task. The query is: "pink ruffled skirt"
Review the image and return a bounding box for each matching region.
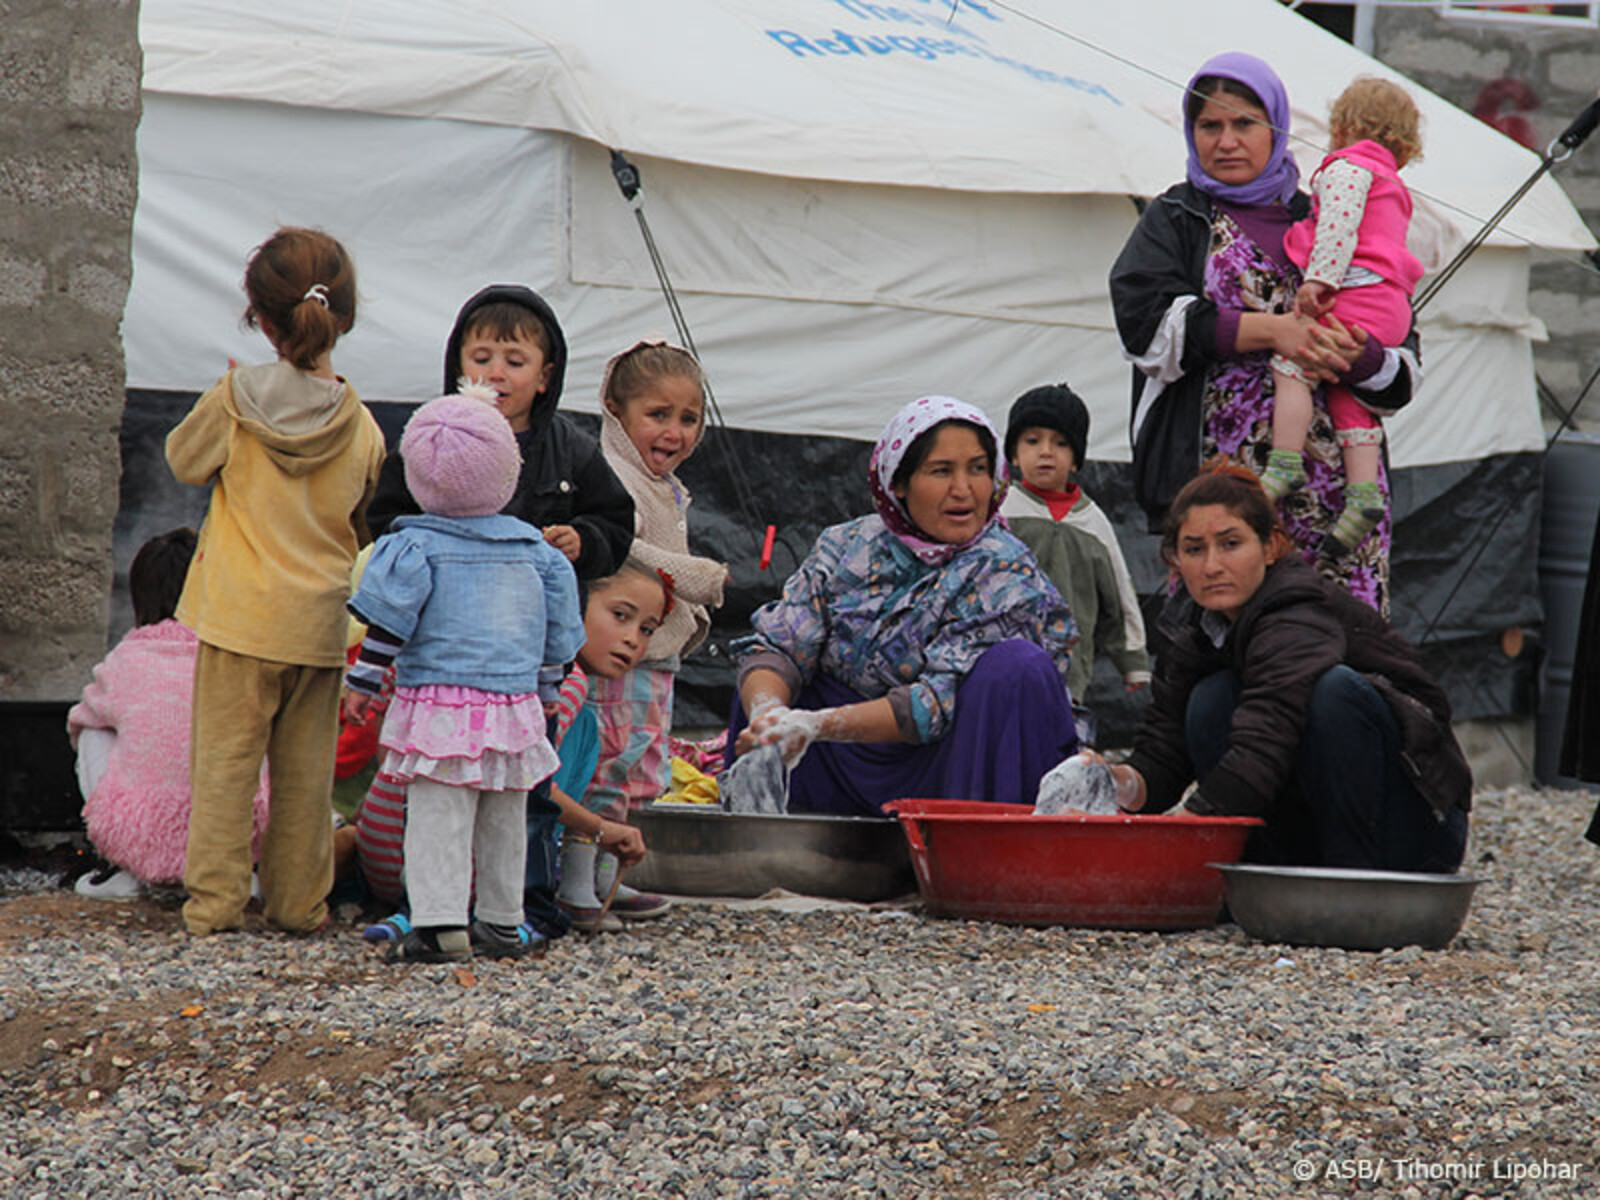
[379,684,558,791]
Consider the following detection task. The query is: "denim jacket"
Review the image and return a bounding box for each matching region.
[350,514,584,694]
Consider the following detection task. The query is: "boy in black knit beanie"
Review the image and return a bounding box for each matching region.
[1000,384,1150,745]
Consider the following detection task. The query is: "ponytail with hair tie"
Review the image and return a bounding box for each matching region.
[242,227,357,371]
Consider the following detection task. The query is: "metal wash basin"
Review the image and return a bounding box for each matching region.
[1212,863,1487,951]
[626,805,916,901]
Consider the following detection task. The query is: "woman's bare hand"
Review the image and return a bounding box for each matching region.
[1285,312,1361,382]
[1110,764,1147,813]
[1270,312,1323,368]
[1315,314,1367,372]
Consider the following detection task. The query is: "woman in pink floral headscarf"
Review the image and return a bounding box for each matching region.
[727,396,1080,815]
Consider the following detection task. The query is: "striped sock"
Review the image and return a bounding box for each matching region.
[356,771,408,906]
[1260,449,1306,502]
[1329,481,1385,553]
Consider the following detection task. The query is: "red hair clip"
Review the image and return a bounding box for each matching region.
[656,568,676,617]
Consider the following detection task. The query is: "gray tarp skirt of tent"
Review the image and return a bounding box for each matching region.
[114,391,1541,753]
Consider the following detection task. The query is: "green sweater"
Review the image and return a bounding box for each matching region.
[1000,484,1150,703]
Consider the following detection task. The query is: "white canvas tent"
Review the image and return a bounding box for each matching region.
[130,0,1592,465]
[122,0,1597,729]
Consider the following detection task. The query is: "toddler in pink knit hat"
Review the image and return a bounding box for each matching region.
[343,385,585,963]
[400,386,523,518]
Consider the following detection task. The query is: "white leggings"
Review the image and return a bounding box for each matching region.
[402,779,527,928]
[75,729,115,800]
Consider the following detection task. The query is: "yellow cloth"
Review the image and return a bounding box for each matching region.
[346,543,375,650]
[657,756,720,805]
[168,365,385,667]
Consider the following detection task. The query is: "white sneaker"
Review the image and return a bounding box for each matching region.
[73,866,142,899]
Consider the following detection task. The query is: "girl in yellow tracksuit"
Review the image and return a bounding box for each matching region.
[166,227,385,937]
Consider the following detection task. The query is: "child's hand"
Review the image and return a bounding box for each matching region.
[1295,281,1336,320]
[597,820,647,866]
[341,690,375,725]
[1124,675,1149,693]
[543,524,581,562]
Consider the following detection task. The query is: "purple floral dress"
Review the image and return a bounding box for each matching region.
[1201,212,1391,614]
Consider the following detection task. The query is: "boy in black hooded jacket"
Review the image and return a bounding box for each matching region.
[367,284,634,579]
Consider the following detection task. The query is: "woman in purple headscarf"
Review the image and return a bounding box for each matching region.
[726,397,1079,816]
[1109,52,1421,614]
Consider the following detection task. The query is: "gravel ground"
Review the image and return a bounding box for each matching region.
[2,786,1598,1199]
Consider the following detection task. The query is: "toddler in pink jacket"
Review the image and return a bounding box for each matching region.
[1261,77,1425,559]
[68,528,269,894]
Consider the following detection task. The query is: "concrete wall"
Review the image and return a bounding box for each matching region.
[1373,7,1600,422]
[0,0,141,701]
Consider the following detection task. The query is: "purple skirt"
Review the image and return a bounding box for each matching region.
[725,640,1078,816]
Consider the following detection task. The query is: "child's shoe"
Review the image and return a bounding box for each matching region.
[362,912,412,942]
[594,853,672,922]
[1259,449,1306,502]
[73,865,141,899]
[559,905,624,934]
[385,926,471,963]
[605,889,672,921]
[469,919,547,960]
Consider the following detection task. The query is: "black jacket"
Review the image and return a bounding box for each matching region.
[366,285,635,581]
[1128,558,1472,821]
[1108,182,1420,530]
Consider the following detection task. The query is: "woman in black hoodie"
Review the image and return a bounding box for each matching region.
[1107,462,1469,872]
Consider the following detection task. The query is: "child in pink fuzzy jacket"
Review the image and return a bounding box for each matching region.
[68,528,270,894]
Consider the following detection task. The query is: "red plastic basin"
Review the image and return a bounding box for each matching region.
[883,799,1263,930]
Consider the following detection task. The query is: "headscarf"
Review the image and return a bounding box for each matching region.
[868,396,1008,567]
[1183,51,1300,207]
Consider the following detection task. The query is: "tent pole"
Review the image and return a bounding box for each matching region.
[1352,2,1376,56]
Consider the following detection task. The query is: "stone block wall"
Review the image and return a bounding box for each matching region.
[0,0,141,700]
[1374,7,1600,421]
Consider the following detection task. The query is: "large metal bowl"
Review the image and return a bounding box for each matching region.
[1212,863,1486,951]
[626,805,916,901]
